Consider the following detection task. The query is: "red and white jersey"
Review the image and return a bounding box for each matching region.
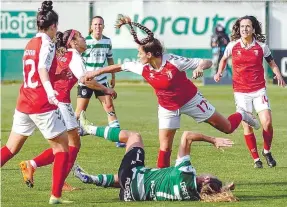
[121,54,201,110]
[224,38,271,93]
[16,33,57,114]
[54,49,86,103]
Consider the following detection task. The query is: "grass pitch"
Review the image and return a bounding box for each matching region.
[1,83,287,206]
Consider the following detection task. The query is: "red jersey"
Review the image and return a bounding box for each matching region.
[16,33,57,114]
[54,49,86,103]
[224,39,271,93]
[121,54,201,110]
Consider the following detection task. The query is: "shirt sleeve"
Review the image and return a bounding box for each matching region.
[262,44,272,57]
[107,39,113,59]
[38,40,55,71]
[168,54,201,71]
[69,52,86,79]
[121,61,144,75]
[175,155,191,167]
[223,42,234,58]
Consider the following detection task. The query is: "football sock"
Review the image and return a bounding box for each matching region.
[92,174,115,187]
[109,120,120,128]
[157,150,171,168]
[227,112,242,133]
[263,129,273,153]
[0,146,14,167]
[65,146,79,178]
[87,126,120,142]
[52,152,68,198]
[244,133,259,160]
[32,148,54,168]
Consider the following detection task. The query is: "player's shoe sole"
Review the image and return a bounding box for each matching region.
[49,196,73,204]
[19,161,35,188]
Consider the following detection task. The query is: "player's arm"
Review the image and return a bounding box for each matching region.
[177,131,233,159]
[214,42,233,82]
[38,41,58,106]
[107,58,116,88]
[263,45,286,87]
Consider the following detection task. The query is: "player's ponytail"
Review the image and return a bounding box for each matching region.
[115,14,163,57]
[37,1,58,31]
[55,31,66,57]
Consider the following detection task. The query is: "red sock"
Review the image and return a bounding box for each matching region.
[157,150,171,168]
[33,148,54,167]
[227,112,243,133]
[1,146,14,167]
[52,152,68,198]
[65,146,79,178]
[244,133,259,160]
[263,129,273,151]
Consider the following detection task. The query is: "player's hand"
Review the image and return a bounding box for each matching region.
[213,138,234,149]
[274,74,286,87]
[104,88,117,99]
[192,68,204,79]
[110,76,116,88]
[84,71,97,81]
[214,73,222,82]
[48,90,59,106]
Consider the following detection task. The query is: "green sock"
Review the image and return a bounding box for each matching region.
[91,174,115,187]
[88,126,120,142]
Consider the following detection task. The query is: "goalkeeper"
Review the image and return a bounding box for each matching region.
[74,111,237,202]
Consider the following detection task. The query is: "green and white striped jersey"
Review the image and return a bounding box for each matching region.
[81,34,113,85]
[129,155,199,201]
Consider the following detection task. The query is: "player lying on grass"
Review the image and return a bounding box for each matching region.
[73,111,238,202]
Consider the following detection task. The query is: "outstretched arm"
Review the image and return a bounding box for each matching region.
[83,64,122,81]
[177,131,233,159]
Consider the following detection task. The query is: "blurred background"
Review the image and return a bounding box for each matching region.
[1,0,287,84]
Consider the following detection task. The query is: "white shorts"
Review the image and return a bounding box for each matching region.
[158,92,216,129]
[234,88,271,114]
[12,109,66,139]
[58,102,78,131]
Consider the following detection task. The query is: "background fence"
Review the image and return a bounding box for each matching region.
[1,0,287,82]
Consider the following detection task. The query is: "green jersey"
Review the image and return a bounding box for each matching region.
[129,155,199,201]
[81,34,113,85]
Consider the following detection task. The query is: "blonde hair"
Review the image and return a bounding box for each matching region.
[200,183,239,202]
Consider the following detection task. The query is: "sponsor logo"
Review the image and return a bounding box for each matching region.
[1,11,37,38]
[124,177,132,201]
[180,182,191,200]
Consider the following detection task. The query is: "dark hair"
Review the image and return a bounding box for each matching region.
[55,30,76,56]
[37,1,58,31]
[115,14,163,58]
[89,16,105,34]
[231,15,266,43]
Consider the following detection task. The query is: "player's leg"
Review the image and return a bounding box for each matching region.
[254,89,276,167]
[1,110,34,167]
[157,105,179,168]
[96,87,125,148]
[31,109,71,204]
[190,92,259,133]
[237,92,262,168]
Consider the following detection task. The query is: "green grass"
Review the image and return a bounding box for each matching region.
[1,83,287,207]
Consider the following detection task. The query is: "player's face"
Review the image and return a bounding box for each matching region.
[239,19,254,39]
[91,18,104,36]
[137,46,151,64]
[74,32,87,53]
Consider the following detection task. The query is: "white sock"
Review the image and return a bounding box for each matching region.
[263,149,270,154]
[30,160,37,169]
[254,158,260,162]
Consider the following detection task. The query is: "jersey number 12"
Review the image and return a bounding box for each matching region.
[23,59,38,88]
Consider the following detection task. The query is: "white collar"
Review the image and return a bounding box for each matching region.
[68,48,81,55]
[240,38,256,49]
[149,54,169,71]
[90,34,102,41]
[36,32,52,41]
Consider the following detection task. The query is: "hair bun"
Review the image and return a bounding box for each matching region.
[40,1,53,13]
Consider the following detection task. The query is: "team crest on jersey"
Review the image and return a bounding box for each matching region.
[166,70,173,80]
[254,50,259,56]
[149,73,155,79]
[82,89,87,96]
[237,51,241,55]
